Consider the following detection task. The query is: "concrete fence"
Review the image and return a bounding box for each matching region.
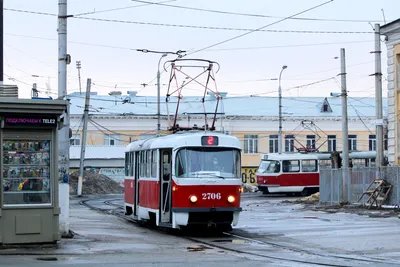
[320,167,400,206]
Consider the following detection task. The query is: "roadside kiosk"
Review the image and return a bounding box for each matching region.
[0,98,67,244]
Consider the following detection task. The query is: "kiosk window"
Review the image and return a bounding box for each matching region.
[2,140,51,205]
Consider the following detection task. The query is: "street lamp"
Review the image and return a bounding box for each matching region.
[157,53,168,136]
[278,65,288,154]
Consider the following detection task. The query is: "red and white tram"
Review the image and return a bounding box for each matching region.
[256,153,320,196]
[256,151,383,196]
[124,132,242,231]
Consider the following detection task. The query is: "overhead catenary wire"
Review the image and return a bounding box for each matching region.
[72,0,176,16]
[130,0,386,23]
[183,0,335,57]
[4,7,377,35]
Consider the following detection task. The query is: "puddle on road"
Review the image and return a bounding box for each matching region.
[36,257,58,261]
[187,245,213,252]
[212,239,248,244]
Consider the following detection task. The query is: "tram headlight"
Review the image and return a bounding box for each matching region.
[227,195,235,203]
[189,195,198,203]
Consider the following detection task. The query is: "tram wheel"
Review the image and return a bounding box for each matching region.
[300,188,310,197]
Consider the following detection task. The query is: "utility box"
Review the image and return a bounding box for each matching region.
[0,98,67,244]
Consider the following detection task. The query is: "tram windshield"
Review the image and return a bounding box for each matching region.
[257,160,280,174]
[175,148,240,178]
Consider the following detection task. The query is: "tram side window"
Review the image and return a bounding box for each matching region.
[282,160,300,173]
[129,152,134,176]
[146,150,151,177]
[139,151,145,178]
[151,150,157,178]
[257,160,280,173]
[125,152,130,176]
[302,160,318,172]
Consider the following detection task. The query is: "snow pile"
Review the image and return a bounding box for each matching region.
[242,183,258,193]
[69,170,124,195]
[297,192,320,202]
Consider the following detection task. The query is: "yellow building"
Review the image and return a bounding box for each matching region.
[69,91,387,183]
[381,19,400,165]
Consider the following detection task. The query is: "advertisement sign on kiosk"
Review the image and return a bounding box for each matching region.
[0,99,67,245]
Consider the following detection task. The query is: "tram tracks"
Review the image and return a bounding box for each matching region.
[80,197,400,267]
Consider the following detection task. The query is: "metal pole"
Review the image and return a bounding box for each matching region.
[340,48,349,202]
[76,61,82,94]
[157,54,167,136]
[58,0,70,235]
[374,23,384,167]
[77,78,91,196]
[278,65,287,154]
[0,0,3,82]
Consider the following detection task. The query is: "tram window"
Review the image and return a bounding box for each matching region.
[257,160,280,173]
[146,150,151,177]
[282,160,300,173]
[302,160,318,172]
[175,148,240,178]
[125,152,129,176]
[139,151,144,178]
[129,152,134,176]
[151,150,157,178]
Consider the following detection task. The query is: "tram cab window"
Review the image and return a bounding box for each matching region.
[301,160,318,172]
[176,148,240,178]
[257,160,280,173]
[282,160,300,173]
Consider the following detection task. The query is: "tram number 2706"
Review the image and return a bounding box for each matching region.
[202,193,221,200]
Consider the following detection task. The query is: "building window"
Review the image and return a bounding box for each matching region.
[320,97,332,113]
[105,134,120,146]
[70,134,80,145]
[348,135,357,151]
[285,135,295,152]
[244,135,258,154]
[369,134,376,151]
[269,135,278,153]
[306,135,316,149]
[384,134,388,150]
[327,135,336,152]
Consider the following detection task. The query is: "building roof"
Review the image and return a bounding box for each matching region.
[70,145,126,159]
[381,18,400,30]
[68,92,387,118]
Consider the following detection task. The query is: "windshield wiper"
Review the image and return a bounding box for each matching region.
[206,173,225,179]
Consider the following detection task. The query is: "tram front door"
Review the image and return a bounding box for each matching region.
[159,150,172,224]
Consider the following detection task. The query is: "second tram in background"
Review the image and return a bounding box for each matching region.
[256,151,384,196]
[124,132,243,231]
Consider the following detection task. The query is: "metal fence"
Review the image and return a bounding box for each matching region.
[320,166,400,206]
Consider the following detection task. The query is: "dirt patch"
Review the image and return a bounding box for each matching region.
[69,171,124,195]
[298,201,400,218]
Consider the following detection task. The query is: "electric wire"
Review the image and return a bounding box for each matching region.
[130,0,385,23]
[4,8,376,35]
[184,0,335,57]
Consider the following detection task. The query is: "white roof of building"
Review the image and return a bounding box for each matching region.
[68,92,388,118]
[70,145,126,159]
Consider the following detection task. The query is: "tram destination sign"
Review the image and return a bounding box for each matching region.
[4,115,57,127]
[201,136,219,146]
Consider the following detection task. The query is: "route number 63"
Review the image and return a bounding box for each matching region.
[202,193,221,200]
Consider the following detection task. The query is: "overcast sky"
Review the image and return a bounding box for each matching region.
[3,0,399,100]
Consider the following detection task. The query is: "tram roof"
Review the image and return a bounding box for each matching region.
[125,131,241,152]
[262,153,320,160]
[262,151,386,161]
